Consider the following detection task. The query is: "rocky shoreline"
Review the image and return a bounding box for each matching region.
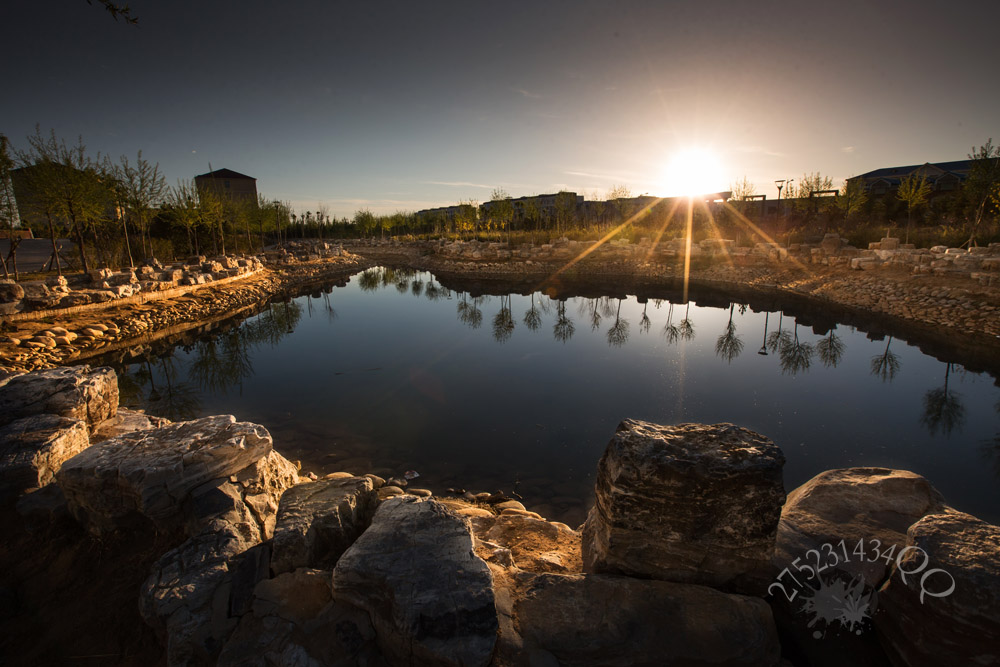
[0,366,997,665]
[3,236,999,378]
[343,237,1000,341]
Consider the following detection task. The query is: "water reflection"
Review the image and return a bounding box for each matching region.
[817,329,846,368]
[94,267,1000,525]
[871,336,902,382]
[921,362,966,436]
[553,300,575,343]
[606,299,630,348]
[715,303,744,363]
[779,322,814,375]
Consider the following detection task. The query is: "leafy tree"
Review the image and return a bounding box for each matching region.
[523,294,542,330]
[354,208,377,237]
[836,178,868,227]
[87,0,138,24]
[608,184,633,225]
[964,138,1000,246]
[112,151,167,262]
[729,176,757,219]
[0,135,20,279]
[492,295,515,343]
[22,127,112,274]
[167,179,202,255]
[488,188,513,239]
[778,322,813,375]
[897,172,931,241]
[554,191,578,235]
[553,300,575,343]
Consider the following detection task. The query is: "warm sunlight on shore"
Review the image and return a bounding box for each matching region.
[662,148,724,197]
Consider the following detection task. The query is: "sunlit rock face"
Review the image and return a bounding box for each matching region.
[0,414,89,500]
[583,419,785,588]
[0,365,118,434]
[876,510,1000,667]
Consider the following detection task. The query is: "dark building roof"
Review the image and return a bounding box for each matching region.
[194,168,256,181]
[854,160,972,181]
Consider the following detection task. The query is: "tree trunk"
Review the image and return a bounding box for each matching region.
[70,214,90,275]
[123,215,135,268]
[46,211,62,276]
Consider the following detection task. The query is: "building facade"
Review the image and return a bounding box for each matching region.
[194,168,258,203]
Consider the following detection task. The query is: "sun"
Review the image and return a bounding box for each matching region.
[662,148,724,198]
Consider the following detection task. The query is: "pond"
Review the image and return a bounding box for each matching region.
[104,266,1000,527]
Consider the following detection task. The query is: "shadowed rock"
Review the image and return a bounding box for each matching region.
[876,510,1000,667]
[498,571,781,666]
[332,496,498,667]
[583,419,785,588]
[270,474,376,575]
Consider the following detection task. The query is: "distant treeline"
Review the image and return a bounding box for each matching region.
[2,129,998,279]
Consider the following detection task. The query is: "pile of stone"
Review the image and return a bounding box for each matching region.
[2,367,998,666]
[263,241,346,265]
[0,255,263,316]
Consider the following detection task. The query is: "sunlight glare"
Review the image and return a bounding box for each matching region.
[663,148,724,198]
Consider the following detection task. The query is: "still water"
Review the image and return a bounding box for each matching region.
[108,267,1000,526]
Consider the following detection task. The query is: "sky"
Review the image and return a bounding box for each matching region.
[3,0,999,217]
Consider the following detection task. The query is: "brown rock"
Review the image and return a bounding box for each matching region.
[0,414,89,501]
[876,510,1000,667]
[583,420,785,588]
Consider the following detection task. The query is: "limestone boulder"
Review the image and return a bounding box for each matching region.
[56,415,275,533]
[774,467,946,587]
[0,414,89,502]
[478,512,582,573]
[218,570,382,667]
[271,475,376,575]
[496,571,780,666]
[583,420,785,588]
[0,365,118,434]
[91,407,171,443]
[141,534,271,665]
[0,279,24,302]
[876,511,1000,667]
[332,496,498,667]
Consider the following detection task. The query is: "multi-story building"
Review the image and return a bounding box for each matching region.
[194,168,258,203]
[847,160,971,198]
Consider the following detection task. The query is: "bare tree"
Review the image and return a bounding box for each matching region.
[113,151,167,262]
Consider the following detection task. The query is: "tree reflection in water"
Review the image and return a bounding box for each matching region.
[553,300,575,343]
[678,303,695,341]
[715,303,743,363]
[978,401,1000,478]
[606,299,630,348]
[870,336,902,382]
[921,362,966,436]
[639,301,652,334]
[662,303,681,345]
[767,312,791,354]
[523,294,542,331]
[779,322,814,375]
[492,295,515,343]
[457,293,483,329]
[817,328,846,368]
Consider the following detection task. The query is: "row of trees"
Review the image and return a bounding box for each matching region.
[0,127,302,279]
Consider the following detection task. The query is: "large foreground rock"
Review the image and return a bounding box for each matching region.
[775,467,946,587]
[270,474,376,575]
[496,571,781,666]
[876,510,1000,666]
[332,496,498,667]
[583,420,785,587]
[217,568,384,666]
[140,449,298,665]
[57,415,274,533]
[0,414,89,501]
[0,365,117,434]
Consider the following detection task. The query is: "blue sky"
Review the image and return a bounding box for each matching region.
[4,1,998,217]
